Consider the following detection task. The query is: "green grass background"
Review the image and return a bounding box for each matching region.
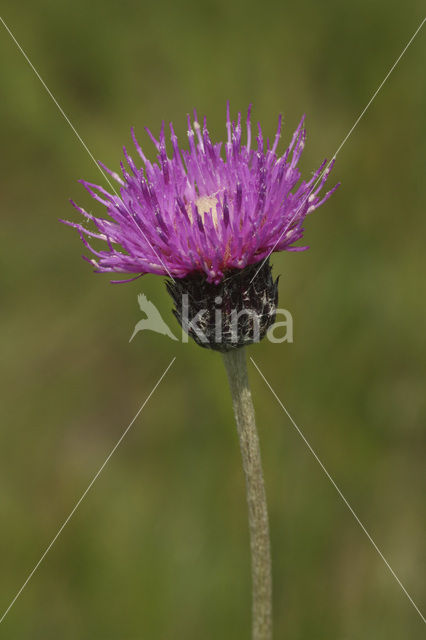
[0,1,425,638]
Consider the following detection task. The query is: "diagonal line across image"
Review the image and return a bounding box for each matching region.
[248,16,426,286]
[250,356,426,624]
[0,16,177,283]
[0,357,176,625]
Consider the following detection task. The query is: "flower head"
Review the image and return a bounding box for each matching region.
[64,104,339,285]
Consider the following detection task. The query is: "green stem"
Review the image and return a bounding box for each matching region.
[222,347,273,640]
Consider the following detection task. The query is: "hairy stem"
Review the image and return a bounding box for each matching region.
[222,347,272,640]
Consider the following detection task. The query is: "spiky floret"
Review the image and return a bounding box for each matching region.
[63,104,339,285]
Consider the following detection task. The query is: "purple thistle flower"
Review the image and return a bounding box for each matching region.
[63,104,339,286]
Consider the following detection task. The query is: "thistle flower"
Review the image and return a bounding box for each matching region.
[64,105,340,640]
[64,104,338,350]
[66,105,337,284]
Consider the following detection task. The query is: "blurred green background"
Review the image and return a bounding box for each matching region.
[0,1,425,638]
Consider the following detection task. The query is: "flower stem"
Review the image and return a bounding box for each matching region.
[222,347,272,640]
